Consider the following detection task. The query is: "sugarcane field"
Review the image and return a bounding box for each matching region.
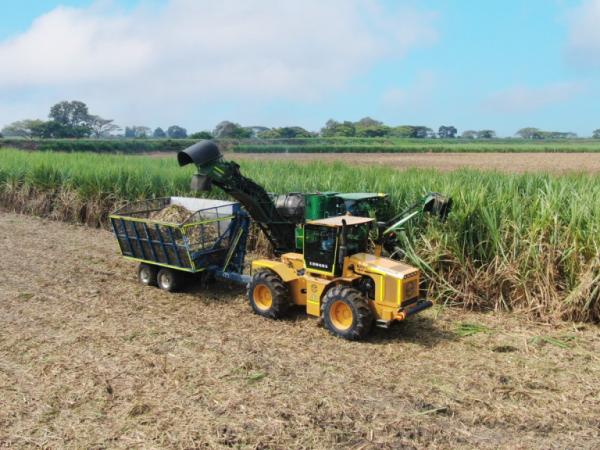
[2,1,600,449]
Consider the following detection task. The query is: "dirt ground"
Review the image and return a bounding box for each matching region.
[1,212,599,449]
[224,152,600,174]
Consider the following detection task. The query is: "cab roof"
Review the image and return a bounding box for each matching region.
[306,215,374,227]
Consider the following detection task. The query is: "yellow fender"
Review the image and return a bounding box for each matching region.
[252,259,298,282]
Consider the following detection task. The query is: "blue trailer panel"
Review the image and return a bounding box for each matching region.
[110,197,249,275]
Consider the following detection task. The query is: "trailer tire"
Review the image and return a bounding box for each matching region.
[138,263,158,287]
[321,286,373,340]
[157,268,182,292]
[248,271,290,319]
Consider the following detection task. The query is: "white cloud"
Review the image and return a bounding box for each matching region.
[482,82,585,113]
[565,0,600,67]
[0,0,437,127]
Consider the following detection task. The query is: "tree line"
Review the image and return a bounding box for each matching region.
[2,100,599,140]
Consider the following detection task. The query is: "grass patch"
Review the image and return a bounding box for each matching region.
[530,335,575,349]
[454,322,492,337]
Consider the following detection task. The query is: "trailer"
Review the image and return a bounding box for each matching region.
[110,197,251,291]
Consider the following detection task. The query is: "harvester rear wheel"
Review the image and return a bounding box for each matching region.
[157,268,182,292]
[321,286,373,340]
[248,271,290,319]
[138,263,158,287]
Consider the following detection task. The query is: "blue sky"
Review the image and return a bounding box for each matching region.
[0,0,599,136]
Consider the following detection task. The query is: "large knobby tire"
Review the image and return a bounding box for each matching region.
[247,271,290,319]
[157,268,183,292]
[138,263,158,287]
[321,286,373,340]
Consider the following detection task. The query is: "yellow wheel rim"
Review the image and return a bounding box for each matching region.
[330,300,353,330]
[253,284,273,311]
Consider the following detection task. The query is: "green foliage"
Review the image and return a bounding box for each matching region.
[3,137,600,154]
[213,121,251,138]
[593,129,600,139]
[125,126,151,138]
[0,138,194,153]
[454,323,491,337]
[49,100,90,127]
[477,130,496,139]
[153,127,167,138]
[167,125,188,139]
[258,126,314,139]
[189,131,213,140]
[321,119,356,137]
[530,335,575,349]
[355,124,391,137]
[2,120,46,138]
[233,138,600,153]
[516,128,576,139]
[438,126,457,139]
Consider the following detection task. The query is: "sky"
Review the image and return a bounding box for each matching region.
[0,0,599,136]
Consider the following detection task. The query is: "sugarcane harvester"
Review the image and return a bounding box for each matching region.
[175,141,452,340]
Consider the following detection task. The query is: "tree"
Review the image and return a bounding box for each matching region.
[411,126,433,138]
[355,117,383,128]
[516,127,540,139]
[355,125,390,137]
[125,126,151,138]
[477,130,496,139]
[247,126,270,137]
[461,130,477,139]
[1,119,45,138]
[189,131,213,139]
[167,125,188,139]
[259,126,314,139]
[88,115,120,138]
[390,125,414,138]
[49,100,90,127]
[593,129,600,139]
[153,127,167,138]
[213,121,251,138]
[438,125,457,139]
[321,119,356,137]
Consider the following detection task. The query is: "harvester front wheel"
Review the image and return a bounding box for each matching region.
[321,286,373,340]
[138,263,158,287]
[248,271,290,319]
[157,268,182,292]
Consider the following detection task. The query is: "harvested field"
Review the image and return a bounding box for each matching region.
[225,152,600,174]
[1,211,599,449]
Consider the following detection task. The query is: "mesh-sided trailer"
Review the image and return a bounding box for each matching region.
[110,197,250,290]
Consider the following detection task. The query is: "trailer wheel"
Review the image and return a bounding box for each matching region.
[157,268,182,292]
[248,271,290,319]
[138,263,158,287]
[321,286,373,340]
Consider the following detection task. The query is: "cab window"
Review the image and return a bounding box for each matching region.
[304,225,337,273]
